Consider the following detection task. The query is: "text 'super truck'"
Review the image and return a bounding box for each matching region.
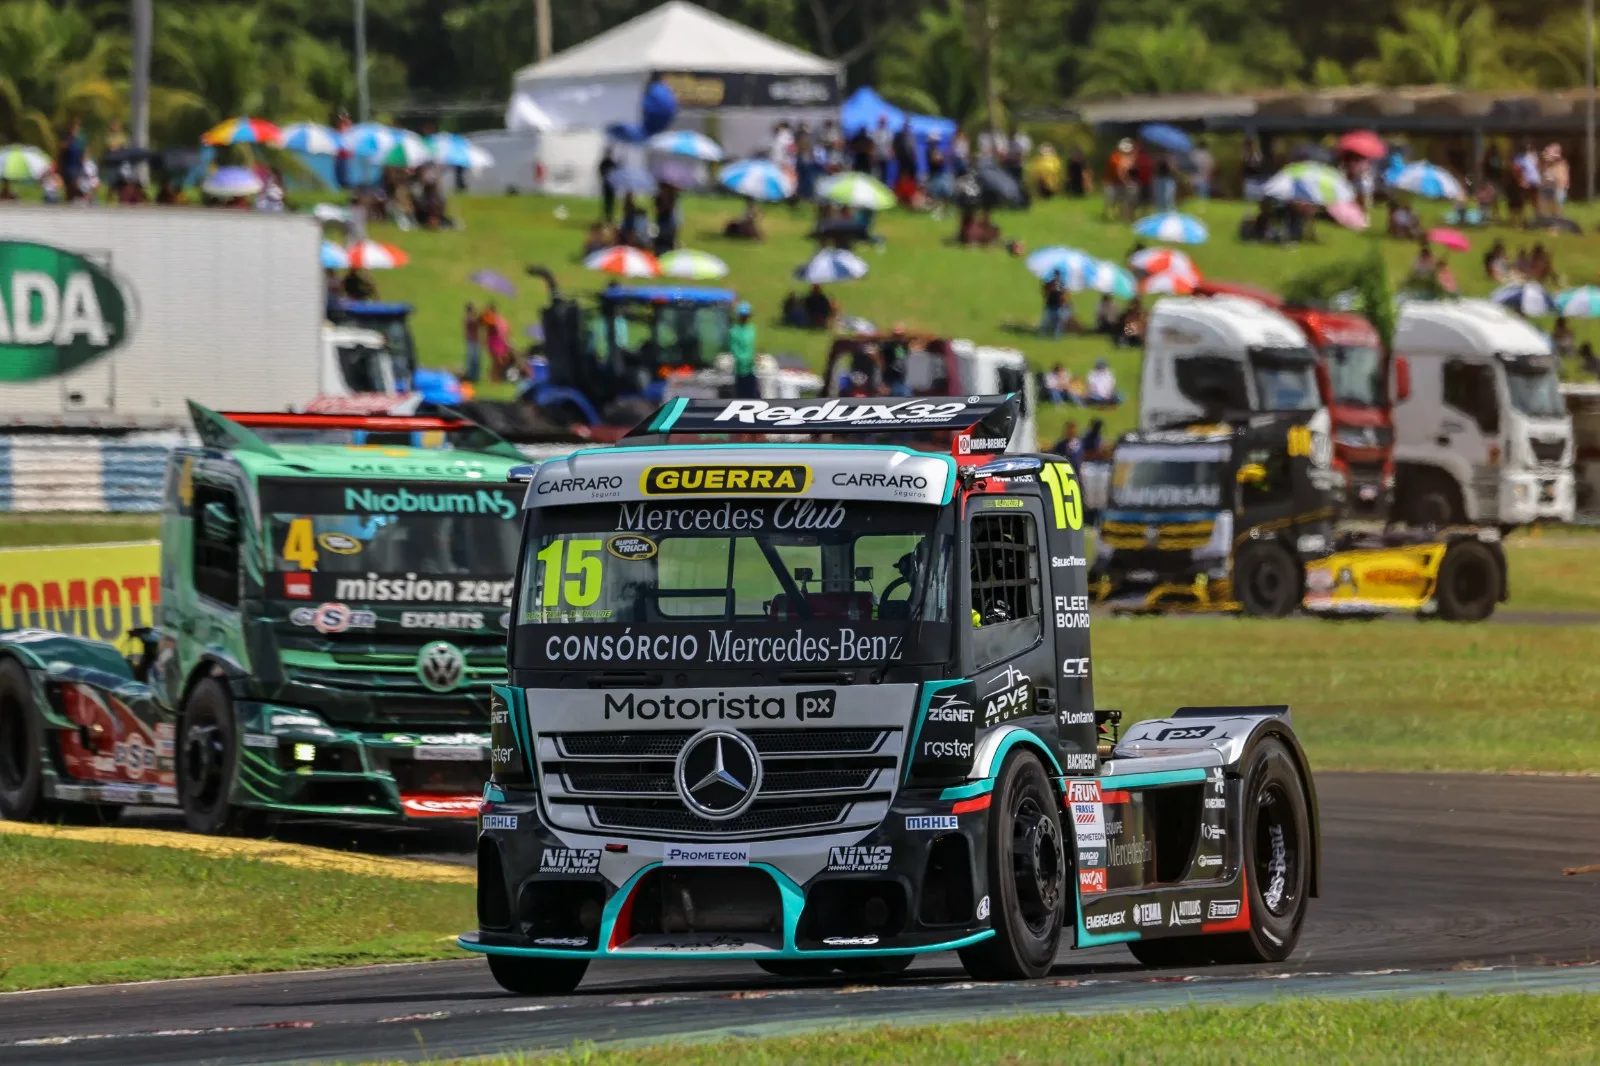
[462,395,1320,993]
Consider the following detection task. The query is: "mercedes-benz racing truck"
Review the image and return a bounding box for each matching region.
[462,395,1321,993]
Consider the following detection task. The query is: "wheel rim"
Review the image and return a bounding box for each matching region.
[1249,554,1293,611]
[0,691,26,791]
[1253,782,1301,918]
[1011,796,1064,932]
[183,711,227,812]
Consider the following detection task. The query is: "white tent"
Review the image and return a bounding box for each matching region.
[506,1,841,155]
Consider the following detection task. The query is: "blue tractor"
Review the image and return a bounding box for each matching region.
[326,299,463,406]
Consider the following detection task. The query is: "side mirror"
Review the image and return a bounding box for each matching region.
[1236,463,1267,486]
[1394,356,1411,403]
[200,501,238,544]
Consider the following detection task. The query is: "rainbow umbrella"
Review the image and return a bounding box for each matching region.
[201,117,282,147]
[345,240,409,269]
[278,122,341,156]
[0,144,50,181]
[320,241,350,269]
[584,246,661,278]
[1132,212,1208,244]
[659,249,729,281]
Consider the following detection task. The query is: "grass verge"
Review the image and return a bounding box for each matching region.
[0,830,472,992]
[0,514,159,548]
[377,992,1600,1065]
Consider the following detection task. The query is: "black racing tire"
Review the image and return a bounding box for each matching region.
[834,955,914,978]
[487,953,588,995]
[1434,540,1499,622]
[958,750,1067,981]
[1405,482,1461,529]
[0,658,45,821]
[756,959,837,979]
[1236,542,1302,618]
[178,677,249,835]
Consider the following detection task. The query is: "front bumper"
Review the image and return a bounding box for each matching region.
[1500,471,1575,525]
[1089,554,1238,614]
[232,702,488,820]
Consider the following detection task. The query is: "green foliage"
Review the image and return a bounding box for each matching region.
[1354,1,1522,88]
[1280,243,1398,350]
[0,1,122,149]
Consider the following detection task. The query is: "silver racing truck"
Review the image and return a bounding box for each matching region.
[460,395,1320,992]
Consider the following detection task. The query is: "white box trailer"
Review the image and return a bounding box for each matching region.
[0,206,324,429]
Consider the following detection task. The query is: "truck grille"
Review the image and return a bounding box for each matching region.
[537,727,902,839]
[1530,438,1567,465]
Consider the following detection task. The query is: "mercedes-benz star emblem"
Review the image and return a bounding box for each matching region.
[674,729,762,821]
[416,641,466,693]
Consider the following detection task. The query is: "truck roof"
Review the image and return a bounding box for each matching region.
[225,443,523,482]
[1396,299,1552,357]
[1148,296,1308,351]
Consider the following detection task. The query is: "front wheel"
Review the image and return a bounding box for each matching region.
[0,658,45,821]
[179,678,250,834]
[487,953,588,995]
[1236,543,1302,618]
[958,750,1067,980]
[1434,540,1499,622]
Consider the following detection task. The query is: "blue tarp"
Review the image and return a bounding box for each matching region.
[838,87,957,181]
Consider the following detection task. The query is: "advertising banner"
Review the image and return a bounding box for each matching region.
[0,541,161,639]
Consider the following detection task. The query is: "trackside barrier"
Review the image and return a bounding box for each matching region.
[0,433,188,513]
[0,542,162,638]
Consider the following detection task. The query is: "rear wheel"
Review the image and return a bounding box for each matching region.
[1236,543,1302,618]
[958,750,1066,980]
[487,953,588,995]
[1434,541,1499,622]
[0,659,44,821]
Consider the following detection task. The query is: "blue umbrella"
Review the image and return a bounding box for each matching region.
[1490,282,1554,317]
[1392,162,1464,201]
[1025,246,1097,281]
[320,241,350,269]
[719,159,794,202]
[647,129,724,162]
[1138,123,1192,154]
[608,166,657,195]
[201,165,264,198]
[428,133,493,170]
[794,249,868,284]
[1132,212,1209,244]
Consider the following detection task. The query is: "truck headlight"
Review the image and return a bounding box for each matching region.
[1296,534,1327,554]
[293,743,317,763]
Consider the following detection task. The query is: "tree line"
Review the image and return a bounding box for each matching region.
[0,0,1591,151]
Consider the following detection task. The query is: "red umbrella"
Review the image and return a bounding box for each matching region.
[1428,227,1470,252]
[1337,130,1386,160]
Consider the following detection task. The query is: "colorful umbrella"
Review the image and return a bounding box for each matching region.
[794,249,869,284]
[200,117,282,147]
[345,240,409,269]
[648,129,724,162]
[201,165,264,198]
[277,122,341,156]
[1555,286,1600,318]
[1128,247,1197,278]
[0,144,50,181]
[469,269,516,298]
[817,172,895,211]
[320,241,350,270]
[719,159,794,201]
[429,133,494,170]
[1392,162,1464,201]
[585,246,661,278]
[340,123,401,159]
[370,129,433,169]
[659,249,729,281]
[312,202,353,224]
[1132,212,1208,244]
[1085,261,1138,300]
[1261,161,1355,205]
[1337,130,1386,160]
[1026,246,1098,282]
[1327,201,1370,231]
[1427,227,1470,252]
[1137,124,1192,153]
[608,167,658,195]
[1491,282,1555,317]
[1141,270,1198,296]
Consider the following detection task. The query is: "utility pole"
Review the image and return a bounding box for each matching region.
[536,0,552,61]
[354,0,369,122]
[1587,0,1595,201]
[130,0,151,149]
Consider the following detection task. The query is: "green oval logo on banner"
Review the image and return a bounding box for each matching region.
[0,240,133,382]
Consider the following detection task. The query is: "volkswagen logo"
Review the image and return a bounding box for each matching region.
[416,641,466,693]
[674,729,762,821]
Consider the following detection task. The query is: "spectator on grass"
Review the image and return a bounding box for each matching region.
[728,302,759,400]
[880,324,911,396]
[1551,316,1577,360]
[463,302,482,383]
[1051,421,1082,469]
[1038,273,1071,339]
[1086,359,1122,406]
[1117,298,1146,348]
[1042,363,1072,404]
[1388,201,1420,241]
[1191,141,1215,200]
[620,192,648,248]
[1153,153,1177,211]
[598,146,617,223]
[1408,240,1438,284]
[57,117,85,201]
[652,183,680,255]
[581,221,613,257]
[723,199,764,240]
[1067,148,1090,198]
[1580,341,1600,379]
[342,267,376,301]
[1104,139,1135,221]
[1511,142,1539,226]
[1095,294,1120,337]
[1484,239,1509,282]
[871,117,893,184]
[1081,418,1107,461]
[482,303,512,378]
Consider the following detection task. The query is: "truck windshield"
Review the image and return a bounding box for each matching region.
[1503,358,1564,418]
[1110,444,1229,509]
[1325,345,1384,407]
[336,344,405,393]
[1250,347,1320,412]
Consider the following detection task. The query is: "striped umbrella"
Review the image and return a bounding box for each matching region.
[0,144,50,181]
[1085,261,1137,299]
[1261,161,1355,205]
[277,122,341,156]
[1132,212,1209,244]
[1128,247,1197,278]
[608,167,658,195]
[648,129,724,162]
[1026,246,1098,281]
[585,246,661,278]
[1491,282,1555,317]
[345,240,409,269]
[817,171,895,211]
[719,159,794,201]
[340,123,401,159]
[201,165,264,198]
[794,249,869,283]
[1392,162,1464,201]
[1555,286,1600,318]
[658,249,729,281]
[429,133,494,170]
[1141,270,1198,296]
[201,116,282,147]
[369,129,433,168]
[320,241,351,270]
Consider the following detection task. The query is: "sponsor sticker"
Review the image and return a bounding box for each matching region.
[642,464,811,495]
[1061,657,1090,679]
[1051,555,1088,568]
[1202,823,1226,840]
[540,848,602,873]
[1196,854,1223,868]
[318,531,363,555]
[906,815,959,831]
[1205,797,1226,809]
[415,745,485,761]
[1085,910,1127,930]
[827,845,892,872]
[1169,900,1203,927]
[1064,753,1097,771]
[1133,902,1163,926]
[1072,800,1107,849]
[1078,868,1108,894]
[287,602,376,634]
[1054,594,1091,630]
[399,795,481,818]
[663,844,751,866]
[1156,725,1213,741]
[242,733,279,749]
[481,814,518,830]
[796,689,836,721]
[1068,780,1102,804]
[976,895,991,921]
[822,935,879,947]
[981,664,1032,727]
[284,572,312,599]
[533,937,589,947]
[606,534,658,561]
[1207,900,1241,920]
[401,610,485,630]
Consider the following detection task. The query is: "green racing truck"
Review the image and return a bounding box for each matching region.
[0,405,525,831]
[462,395,1321,992]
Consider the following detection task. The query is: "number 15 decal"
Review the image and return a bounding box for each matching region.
[1040,464,1083,531]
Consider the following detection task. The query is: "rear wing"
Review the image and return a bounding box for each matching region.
[624,394,1021,463]
[187,402,524,460]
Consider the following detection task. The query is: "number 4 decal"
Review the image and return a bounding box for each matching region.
[1040,464,1084,531]
[283,517,318,570]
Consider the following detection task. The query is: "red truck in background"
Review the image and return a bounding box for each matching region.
[1194,281,1394,519]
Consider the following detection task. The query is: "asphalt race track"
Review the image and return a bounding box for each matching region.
[3,772,1598,1066]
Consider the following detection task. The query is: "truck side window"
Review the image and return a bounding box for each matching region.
[969,512,1042,668]
[1442,360,1500,435]
[192,484,242,608]
[1174,355,1249,418]
[995,366,1028,414]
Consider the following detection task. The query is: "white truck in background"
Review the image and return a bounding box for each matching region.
[1392,300,1574,527]
[1562,383,1600,521]
[0,207,406,430]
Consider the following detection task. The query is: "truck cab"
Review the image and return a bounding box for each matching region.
[463,395,1320,995]
[1392,300,1574,527]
